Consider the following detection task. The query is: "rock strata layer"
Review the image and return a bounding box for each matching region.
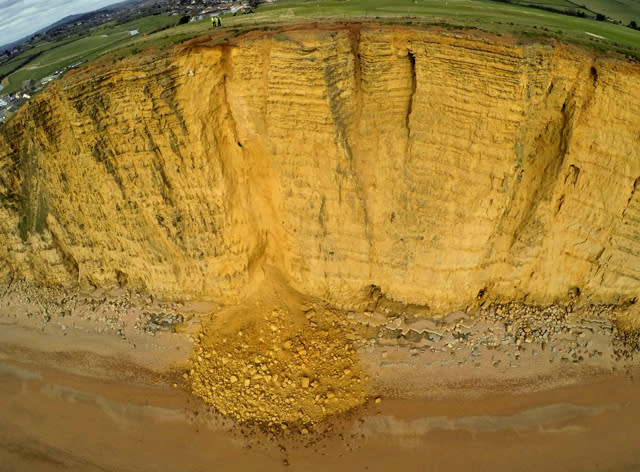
[1,26,639,313]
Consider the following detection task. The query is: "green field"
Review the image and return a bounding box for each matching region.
[1,14,177,94]
[496,0,640,24]
[223,0,640,54]
[126,0,640,57]
[578,0,640,24]
[1,0,640,96]
[510,0,591,17]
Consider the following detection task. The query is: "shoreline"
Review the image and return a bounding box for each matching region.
[2,281,640,470]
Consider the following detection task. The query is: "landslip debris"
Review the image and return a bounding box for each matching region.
[187,305,368,432]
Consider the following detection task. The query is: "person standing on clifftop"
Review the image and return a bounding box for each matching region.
[217,16,222,27]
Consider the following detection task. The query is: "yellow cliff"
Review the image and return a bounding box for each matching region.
[1,25,639,313]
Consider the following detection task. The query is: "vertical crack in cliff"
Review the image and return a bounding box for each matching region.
[406,50,416,134]
[324,30,375,272]
[219,45,241,145]
[397,47,417,269]
[622,177,640,219]
[583,62,599,109]
[348,28,376,269]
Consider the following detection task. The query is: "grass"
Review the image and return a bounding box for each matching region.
[139,0,640,55]
[251,0,640,55]
[513,0,590,16]
[1,14,177,94]
[576,0,640,24]
[1,0,640,96]
[0,39,64,81]
[494,0,640,24]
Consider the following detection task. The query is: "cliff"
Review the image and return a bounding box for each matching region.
[1,25,639,313]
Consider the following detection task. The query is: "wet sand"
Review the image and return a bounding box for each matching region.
[2,284,640,471]
[2,352,640,472]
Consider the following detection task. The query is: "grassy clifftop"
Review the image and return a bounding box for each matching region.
[1,0,640,98]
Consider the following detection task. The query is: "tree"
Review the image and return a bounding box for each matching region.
[178,15,190,25]
[630,20,638,30]
[22,79,37,94]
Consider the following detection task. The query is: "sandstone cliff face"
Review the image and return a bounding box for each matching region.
[1,26,639,312]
